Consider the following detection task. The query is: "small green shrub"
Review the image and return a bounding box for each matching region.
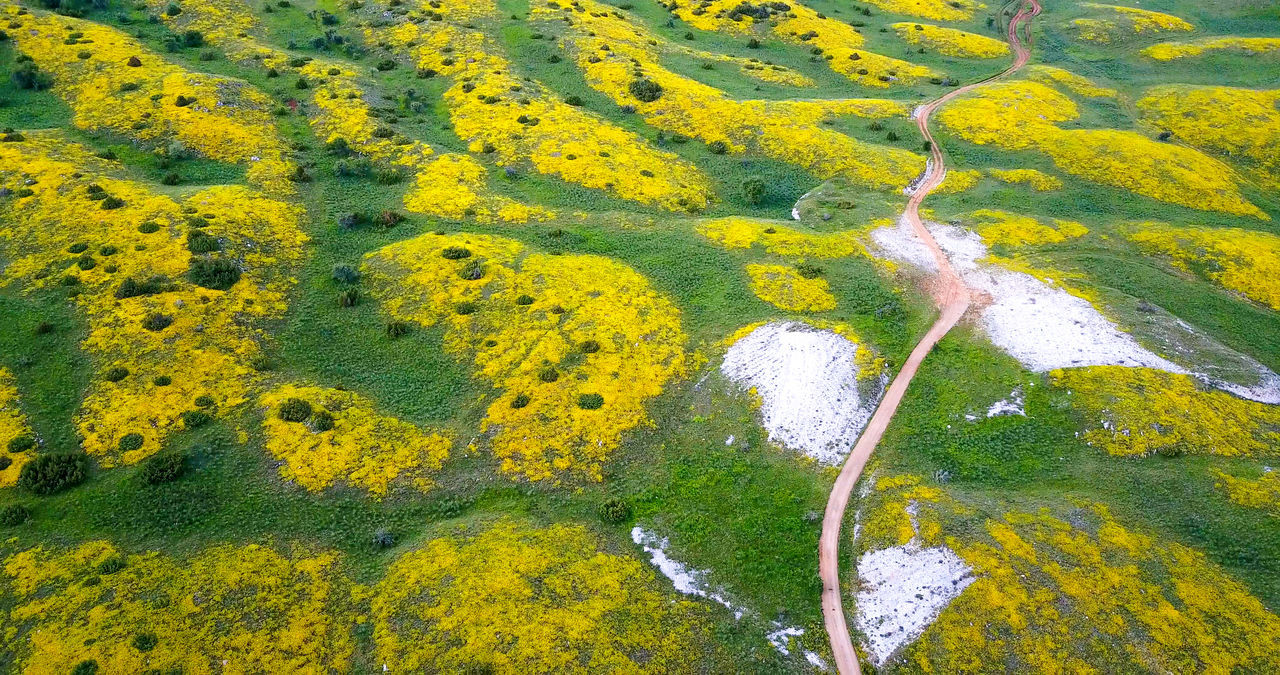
[181,409,211,428]
[72,660,97,675]
[98,555,127,574]
[742,176,766,205]
[188,256,241,290]
[539,367,559,383]
[7,435,35,453]
[598,498,632,523]
[628,78,662,102]
[338,288,359,307]
[386,321,410,339]
[458,260,484,281]
[141,451,186,484]
[795,263,824,279]
[579,339,601,354]
[311,409,335,432]
[138,221,161,234]
[187,230,221,253]
[141,312,173,332]
[132,632,158,652]
[578,393,604,410]
[153,375,171,386]
[707,140,728,154]
[515,294,534,306]
[510,393,530,409]
[118,433,144,452]
[279,398,312,422]
[0,504,29,527]
[441,246,472,260]
[103,366,129,382]
[455,301,478,315]
[194,394,214,408]
[18,453,89,495]
[0,456,10,471]
[332,264,360,283]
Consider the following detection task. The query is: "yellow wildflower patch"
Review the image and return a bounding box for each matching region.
[672,0,938,87]
[987,168,1063,191]
[2,541,355,672]
[1023,64,1116,98]
[0,369,35,487]
[1214,470,1280,516]
[745,264,837,312]
[370,20,713,212]
[259,384,451,497]
[1143,36,1280,61]
[933,168,982,194]
[541,0,925,190]
[969,209,1086,248]
[0,135,306,465]
[371,519,710,672]
[1136,85,1280,187]
[861,0,979,21]
[363,233,687,482]
[1051,366,1280,457]
[1071,4,1194,44]
[1126,223,1280,310]
[936,80,1266,219]
[404,154,555,223]
[905,504,1280,671]
[695,217,866,258]
[3,5,296,194]
[893,23,1010,59]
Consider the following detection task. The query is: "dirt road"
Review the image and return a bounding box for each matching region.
[818,2,1042,672]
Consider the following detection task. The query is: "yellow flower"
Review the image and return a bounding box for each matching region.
[695,217,867,258]
[370,519,710,672]
[1143,36,1280,61]
[892,23,1011,59]
[969,209,1086,248]
[1213,470,1280,516]
[1022,64,1116,98]
[987,168,1064,191]
[363,233,687,482]
[1051,366,1280,456]
[1136,85,1280,187]
[0,369,35,487]
[745,264,837,312]
[260,384,452,497]
[1126,223,1280,310]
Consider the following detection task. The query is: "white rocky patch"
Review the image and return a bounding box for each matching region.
[631,526,828,669]
[854,502,974,666]
[855,542,974,666]
[869,219,1185,374]
[721,322,885,465]
[986,389,1026,417]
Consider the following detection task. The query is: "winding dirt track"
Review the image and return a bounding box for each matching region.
[818,2,1042,672]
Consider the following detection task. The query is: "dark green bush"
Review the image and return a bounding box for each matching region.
[441,246,472,260]
[138,221,161,234]
[0,504,29,527]
[458,260,484,281]
[386,321,410,339]
[0,456,10,471]
[579,339,601,354]
[598,498,632,523]
[742,176,765,205]
[795,263,824,279]
[332,264,360,283]
[278,398,312,422]
[194,394,214,408]
[18,453,89,495]
[7,435,35,453]
[141,451,186,484]
[455,302,477,315]
[337,288,359,307]
[510,393,530,409]
[153,375,171,386]
[133,632,158,652]
[103,366,129,382]
[539,367,559,383]
[183,30,203,47]
[628,78,662,102]
[118,433,144,452]
[11,61,53,90]
[188,256,241,290]
[72,660,97,675]
[187,230,220,253]
[707,140,728,154]
[141,312,173,332]
[181,409,211,428]
[310,409,335,432]
[98,555,127,574]
[515,294,534,306]
[578,393,604,410]
[115,275,172,299]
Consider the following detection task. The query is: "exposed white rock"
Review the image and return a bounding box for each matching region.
[855,541,974,666]
[721,322,885,465]
[986,389,1026,417]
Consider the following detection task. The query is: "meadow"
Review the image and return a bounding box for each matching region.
[0,0,1278,672]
